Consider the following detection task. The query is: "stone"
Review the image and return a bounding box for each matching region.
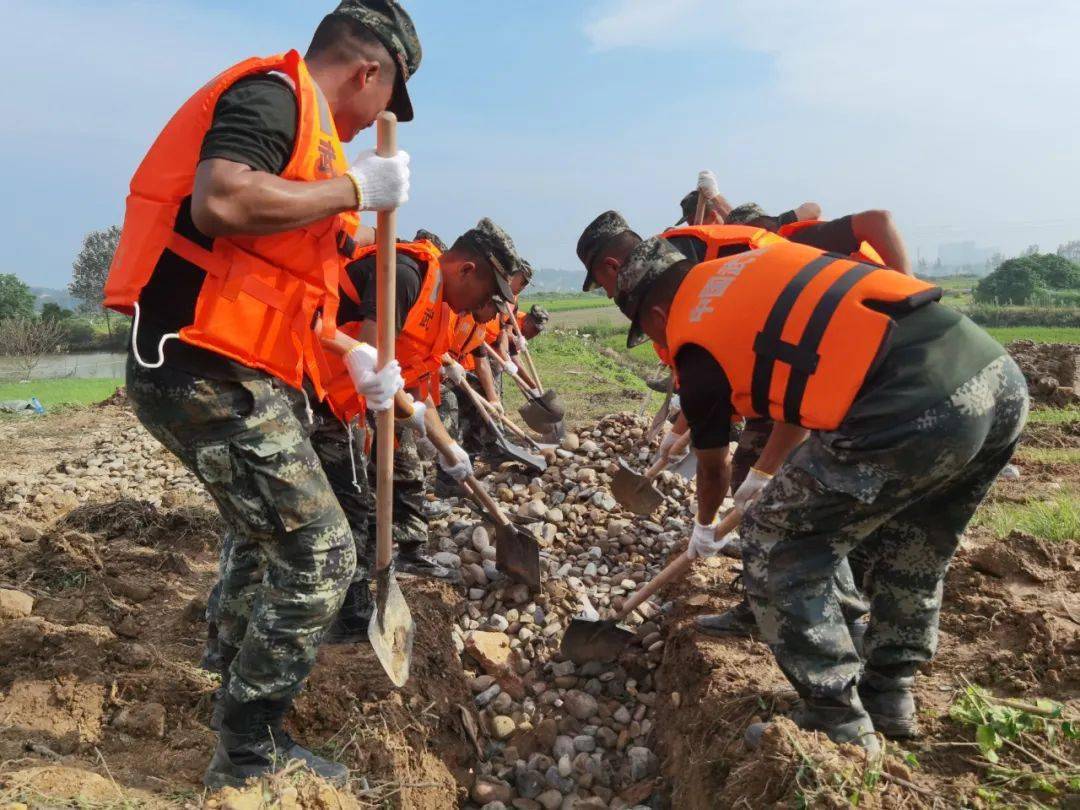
[591,492,618,512]
[15,523,42,543]
[516,768,547,800]
[573,735,596,753]
[627,747,659,781]
[112,702,166,738]
[536,790,563,810]
[553,735,576,760]
[473,777,513,805]
[999,464,1021,481]
[0,589,34,620]
[492,715,517,740]
[563,690,598,721]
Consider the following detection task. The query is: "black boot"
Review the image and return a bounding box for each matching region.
[323,580,373,645]
[746,692,881,758]
[204,693,348,789]
[200,628,224,674]
[394,545,461,583]
[859,670,920,739]
[209,642,239,731]
[696,599,758,638]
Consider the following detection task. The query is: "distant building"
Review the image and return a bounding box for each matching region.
[937,241,997,269]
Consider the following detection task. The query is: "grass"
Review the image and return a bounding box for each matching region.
[0,377,122,409]
[985,326,1080,344]
[519,292,616,313]
[975,488,1080,542]
[1026,406,1080,425]
[1015,446,1080,465]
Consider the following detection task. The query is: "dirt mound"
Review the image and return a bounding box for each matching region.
[61,497,222,552]
[205,767,362,810]
[96,386,129,408]
[0,765,156,806]
[1007,339,1080,405]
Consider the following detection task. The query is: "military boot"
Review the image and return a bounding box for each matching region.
[859,670,920,739]
[204,694,348,789]
[394,544,461,583]
[323,580,373,645]
[745,691,881,758]
[695,598,758,638]
[208,642,239,731]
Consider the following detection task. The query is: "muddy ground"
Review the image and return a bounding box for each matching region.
[0,390,1077,808]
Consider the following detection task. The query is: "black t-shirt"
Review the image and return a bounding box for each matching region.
[340,252,424,333]
[133,74,299,380]
[675,215,1004,447]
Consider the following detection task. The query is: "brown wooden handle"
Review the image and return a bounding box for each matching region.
[501,301,544,392]
[374,111,398,572]
[617,508,742,620]
[645,376,675,442]
[463,475,512,528]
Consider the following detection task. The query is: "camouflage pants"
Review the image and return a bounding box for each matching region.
[742,355,1029,705]
[366,416,428,552]
[126,357,354,703]
[458,373,500,457]
[437,384,462,444]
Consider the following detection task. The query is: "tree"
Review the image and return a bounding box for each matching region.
[1056,240,1080,263]
[974,258,1038,304]
[1031,253,1080,289]
[40,302,73,322]
[1022,244,1040,256]
[69,225,121,337]
[0,274,35,320]
[0,316,66,381]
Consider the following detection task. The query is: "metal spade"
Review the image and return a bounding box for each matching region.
[610,431,692,516]
[462,477,542,590]
[453,374,547,472]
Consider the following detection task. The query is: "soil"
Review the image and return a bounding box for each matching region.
[1007,340,1080,406]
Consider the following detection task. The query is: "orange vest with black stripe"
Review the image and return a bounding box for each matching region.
[662,224,778,262]
[778,220,885,265]
[104,51,358,396]
[324,240,450,422]
[447,312,489,372]
[667,235,941,431]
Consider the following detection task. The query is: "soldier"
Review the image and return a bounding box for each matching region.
[107,1,420,787]
[613,229,1027,754]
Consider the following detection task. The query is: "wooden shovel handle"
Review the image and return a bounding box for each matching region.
[501,301,544,392]
[643,430,692,480]
[482,343,534,394]
[424,424,513,529]
[617,508,741,620]
[374,112,398,572]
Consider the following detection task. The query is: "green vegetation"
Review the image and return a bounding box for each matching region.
[974,488,1080,542]
[984,326,1080,344]
[949,683,1079,805]
[974,254,1080,306]
[519,292,615,313]
[1015,446,1080,465]
[0,377,121,409]
[0,273,35,320]
[1027,406,1080,425]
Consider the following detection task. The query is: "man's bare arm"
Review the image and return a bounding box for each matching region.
[192,159,358,237]
[754,422,808,475]
[851,209,911,275]
[695,445,732,525]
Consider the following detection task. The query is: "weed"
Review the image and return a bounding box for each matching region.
[1026,406,1080,426]
[975,489,1080,541]
[0,377,122,408]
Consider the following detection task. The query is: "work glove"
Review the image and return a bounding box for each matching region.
[734,467,773,513]
[687,518,734,559]
[489,400,505,415]
[659,429,689,462]
[348,149,411,211]
[444,360,467,387]
[438,442,474,482]
[670,394,681,413]
[343,343,402,412]
[502,359,519,377]
[697,170,720,200]
[514,333,528,352]
[396,398,427,438]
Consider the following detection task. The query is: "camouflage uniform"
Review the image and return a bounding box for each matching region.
[731,418,772,491]
[126,357,355,703]
[367,418,428,553]
[742,355,1028,713]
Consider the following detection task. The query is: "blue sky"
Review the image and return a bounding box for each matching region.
[4,0,1080,289]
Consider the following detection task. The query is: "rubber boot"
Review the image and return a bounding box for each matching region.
[745,692,881,758]
[204,693,348,789]
[209,642,239,731]
[394,544,460,583]
[696,599,758,638]
[859,670,920,739]
[323,580,373,645]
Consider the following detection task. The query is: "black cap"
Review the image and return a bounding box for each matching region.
[576,210,637,292]
[332,0,421,122]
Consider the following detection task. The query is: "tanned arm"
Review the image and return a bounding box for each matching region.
[851,209,912,275]
[695,445,732,525]
[753,422,809,475]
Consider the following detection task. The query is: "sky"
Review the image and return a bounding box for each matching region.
[4,0,1080,289]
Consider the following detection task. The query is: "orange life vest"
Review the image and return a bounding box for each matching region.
[667,235,941,431]
[778,220,885,265]
[653,343,671,367]
[662,224,776,262]
[323,240,450,422]
[447,312,489,372]
[105,51,358,396]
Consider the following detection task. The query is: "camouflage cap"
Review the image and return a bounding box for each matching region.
[457,218,519,302]
[576,210,638,292]
[516,258,534,284]
[726,202,769,224]
[413,228,446,251]
[674,190,700,226]
[528,305,551,327]
[332,0,421,122]
[616,237,687,348]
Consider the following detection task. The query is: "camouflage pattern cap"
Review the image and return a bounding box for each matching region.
[332,0,421,122]
[516,258,534,284]
[616,237,686,348]
[726,202,769,224]
[413,229,446,251]
[674,190,700,226]
[458,218,520,302]
[576,210,638,292]
[528,305,550,327]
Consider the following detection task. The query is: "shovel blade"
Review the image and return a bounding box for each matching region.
[495,522,541,590]
[666,450,697,481]
[610,458,663,516]
[519,401,560,432]
[368,566,415,687]
[493,433,547,472]
[561,618,635,664]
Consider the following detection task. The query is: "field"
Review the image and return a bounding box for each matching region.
[0,377,123,409]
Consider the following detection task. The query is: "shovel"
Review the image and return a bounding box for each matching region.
[645,375,675,442]
[453,372,547,472]
[367,112,414,687]
[500,300,546,394]
[428,432,542,590]
[560,508,741,664]
[610,430,692,515]
[481,343,566,431]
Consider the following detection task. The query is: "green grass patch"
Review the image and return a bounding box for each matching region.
[975,488,1080,541]
[1026,406,1080,425]
[1015,446,1080,465]
[985,326,1080,344]
[519,292,616,313]
[0,377,122,409]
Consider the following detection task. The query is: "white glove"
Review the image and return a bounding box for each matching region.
[687,519,733,559]
[503,359,519,377]
[489,400,505,415]
[343,343,402,412]
[659,429,687,460]
[515,334,528,352]
[348,149,411,211]
[396,398,427,438]
[697,170,720,200]
[438,442,474,482]
[444,360,467,387]
[670,394,682,413]
[734,467,773,513]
